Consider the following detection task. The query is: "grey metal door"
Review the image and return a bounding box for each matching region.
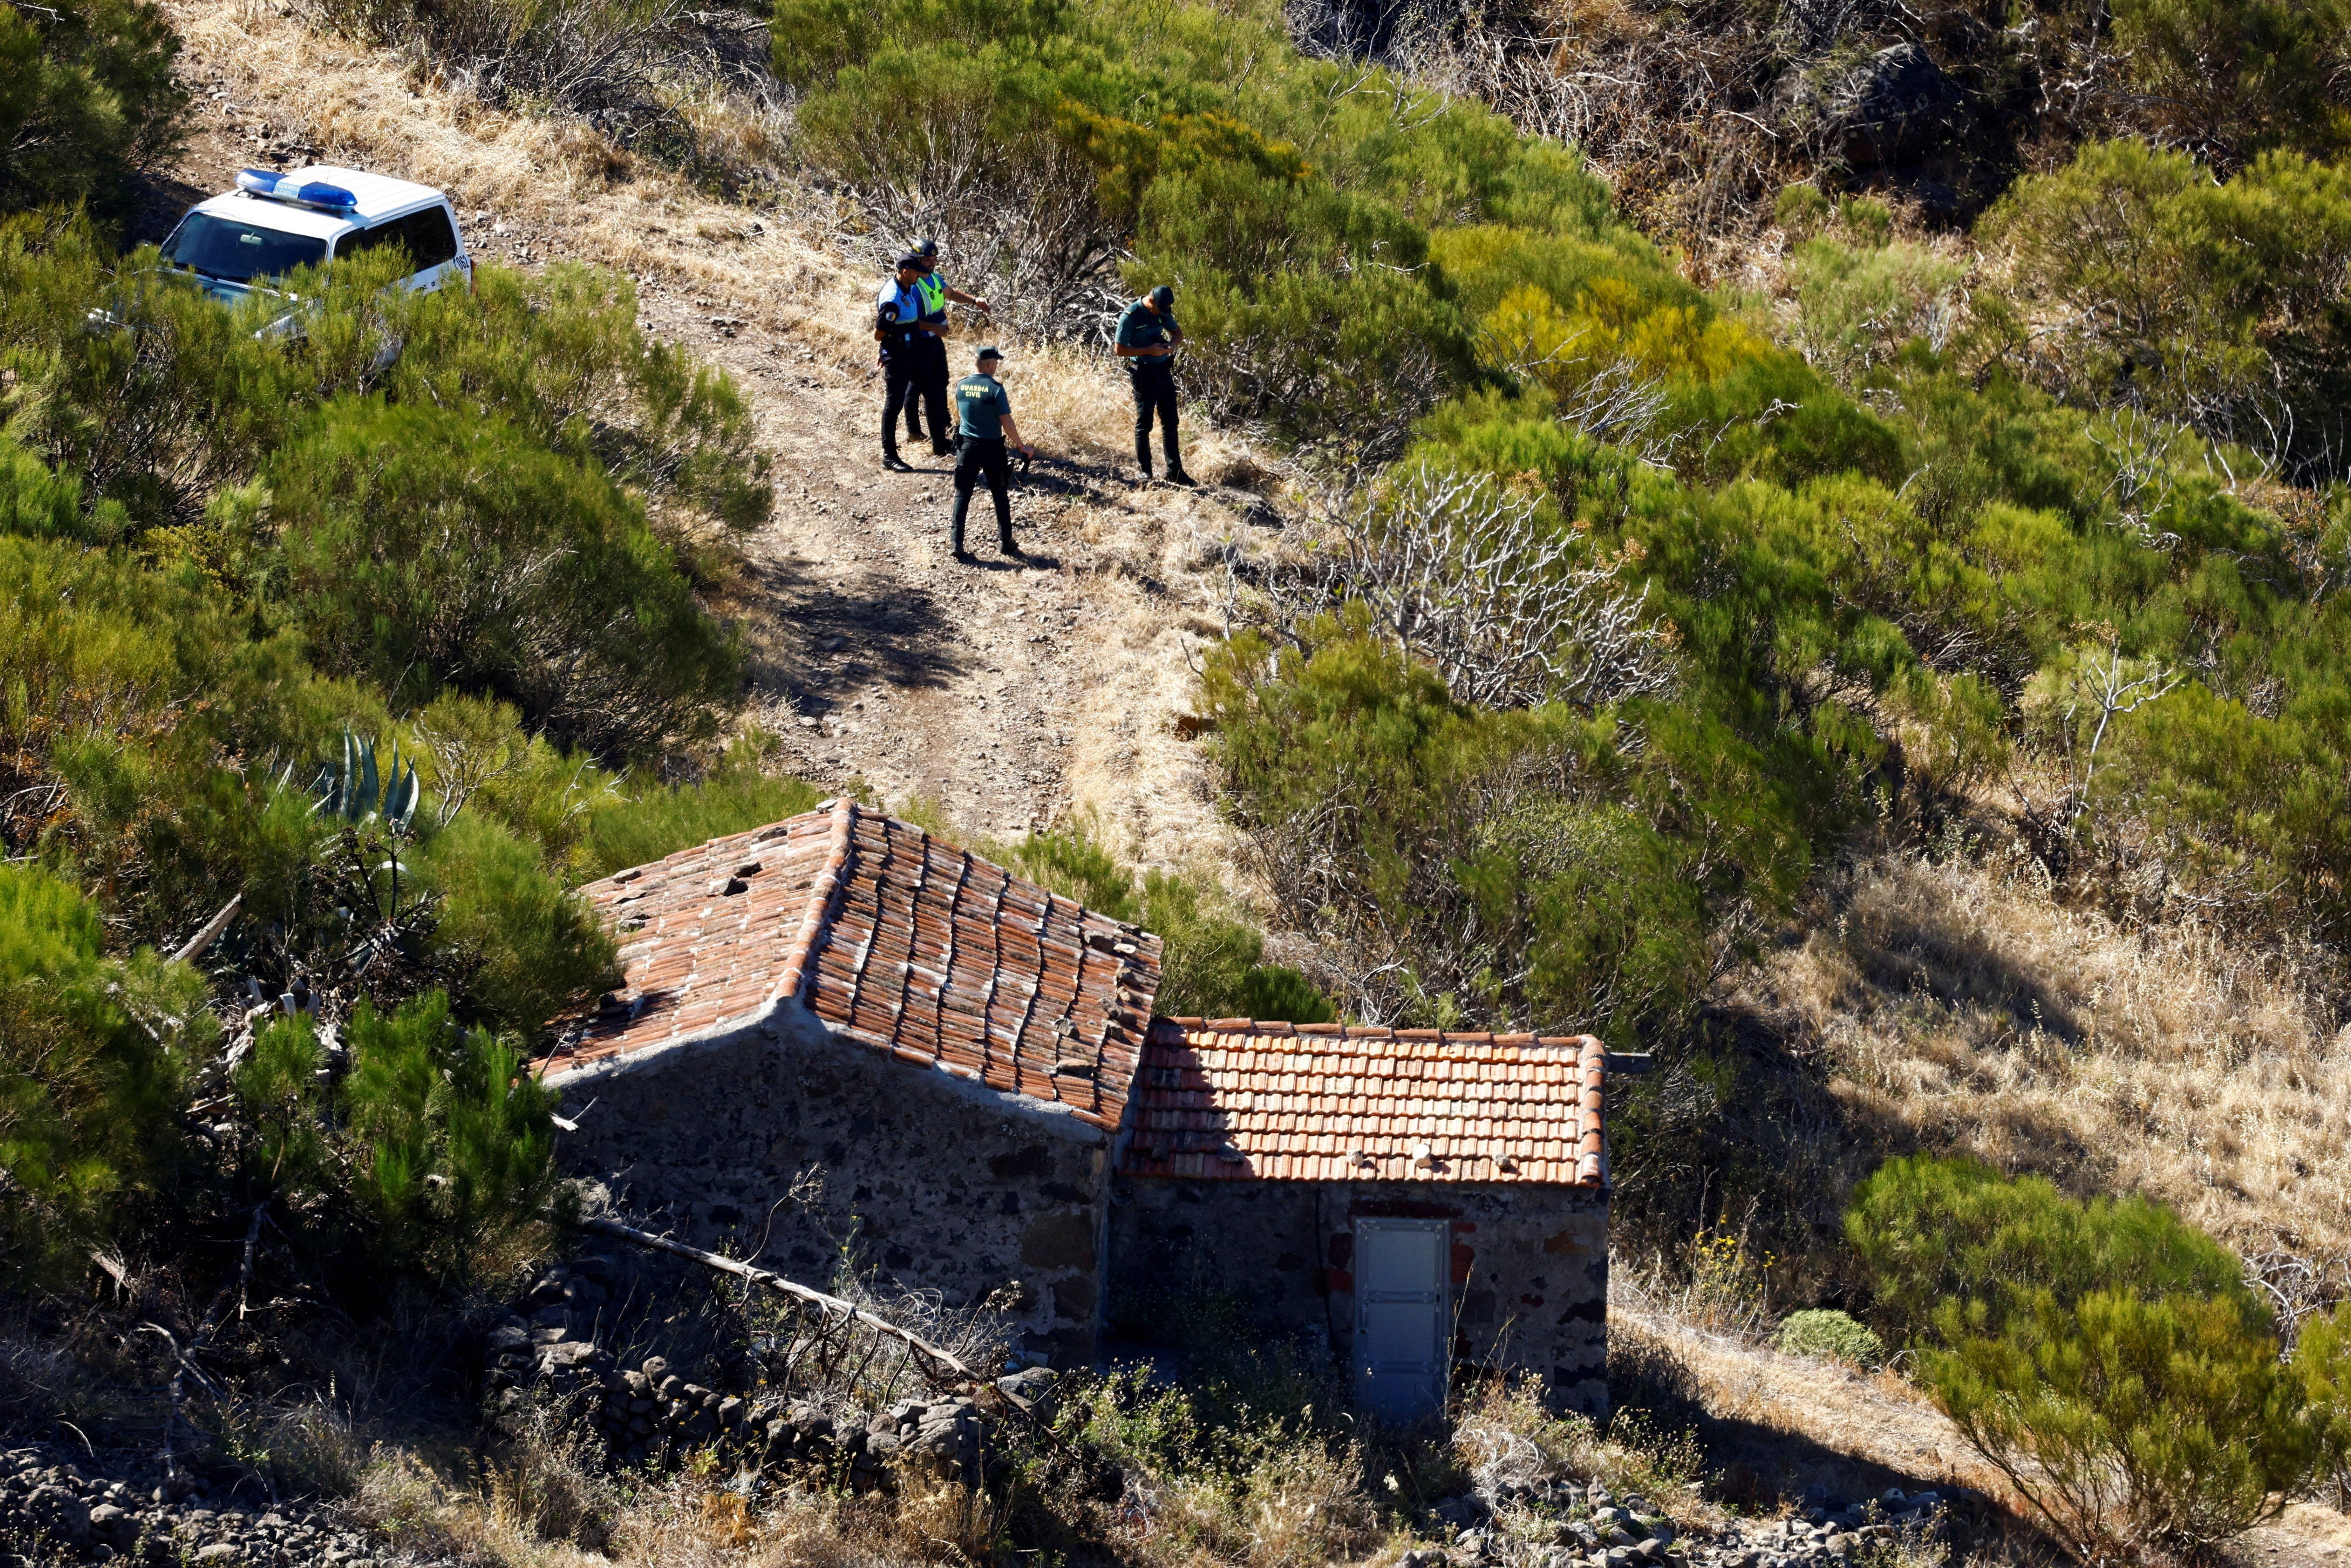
[1353,1218,1449,1419]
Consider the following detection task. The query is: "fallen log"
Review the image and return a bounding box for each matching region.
[579,1214,1068,1450]
[170,895,243,965]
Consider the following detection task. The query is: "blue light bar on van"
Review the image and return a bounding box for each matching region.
[234,169,358,213]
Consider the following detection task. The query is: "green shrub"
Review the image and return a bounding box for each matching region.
[574,736,823,881]
[2105,0,2351,167]
[1926,1289,2313,1555]
[0,218,768,543]
[1848,1159,2311,1554]
[419,813,616,1035]
[1009,822,1337,1023]
[1846,1154,2259,1345]
[1200,617,1793,1035]
[2291,1303,2351,1506]
[0,864,208,1279]
[1773,1309,1886,1368]
[1786,235,1967,386]
[267,398,740,758]
[0,0,186,222]
[339,990,570,1283]
[1979,139,2351,470]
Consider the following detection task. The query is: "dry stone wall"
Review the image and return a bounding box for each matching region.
[481,1255,1051,1492]
[552,1013,1113,1365]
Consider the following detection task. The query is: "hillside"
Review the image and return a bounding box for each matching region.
[6,0,2351,1558]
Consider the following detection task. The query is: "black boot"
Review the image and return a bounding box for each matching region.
[1165,465,1195,487]
[1000,531,1022,557]
[884,449,913,473]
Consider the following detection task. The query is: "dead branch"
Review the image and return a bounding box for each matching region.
[170,895,242,966]
[1278,461,1677,711]
[582,1215,1068,1449]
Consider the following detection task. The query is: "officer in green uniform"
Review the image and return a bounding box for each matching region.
[902,238,991,451]
[949,346,1034,560]
[1115,283,1192,486]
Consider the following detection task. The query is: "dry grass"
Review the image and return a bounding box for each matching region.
[1735,845,2351,1272]
[1608,1297,2006,1503]
[343,1433,1010,1568]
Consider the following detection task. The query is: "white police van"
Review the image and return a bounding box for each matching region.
[150,165,473,313]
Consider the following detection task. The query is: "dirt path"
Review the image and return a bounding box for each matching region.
[149,0,1273,866]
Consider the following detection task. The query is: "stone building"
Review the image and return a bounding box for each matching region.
[543,799,1617,1415]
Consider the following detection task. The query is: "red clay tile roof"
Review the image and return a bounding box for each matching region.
[544,800,1162,1129]
[1117,1020,1607,1186]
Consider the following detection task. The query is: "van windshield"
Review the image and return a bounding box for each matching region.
[162,212,330,283]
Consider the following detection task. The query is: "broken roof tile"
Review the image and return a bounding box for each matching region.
[544,801,1160,1129]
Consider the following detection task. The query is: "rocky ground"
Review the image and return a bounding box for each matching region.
[1409,1479,1956,1568]
[0,1447,386,1566]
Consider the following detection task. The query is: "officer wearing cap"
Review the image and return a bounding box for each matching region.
[1115,283,1192,486]
[949,345,1033,560]
[875,254,948,471]
[902,238,991,451]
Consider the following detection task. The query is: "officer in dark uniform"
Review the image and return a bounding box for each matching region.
[1115,283,1192,486]
[875,254,947,471]
[902,237,990,451]
[949,346,1034,560]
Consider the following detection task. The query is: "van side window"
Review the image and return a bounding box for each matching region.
[334,223,405,261]
[401,206,459,269]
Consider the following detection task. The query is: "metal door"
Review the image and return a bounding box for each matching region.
[1353,1218,1449,1419]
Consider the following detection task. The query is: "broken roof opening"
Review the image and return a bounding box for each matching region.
[543,799,1162,1129]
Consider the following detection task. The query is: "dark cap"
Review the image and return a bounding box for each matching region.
[1148,284,1174,307]
[894,253,923,272]
[976,345,1003,363]
[915,237,940,257]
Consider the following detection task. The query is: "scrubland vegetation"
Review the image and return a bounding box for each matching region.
[7,0,2351,1555]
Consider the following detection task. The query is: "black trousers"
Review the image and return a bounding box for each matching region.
[905,335,950,444]
[881,348,946,458]
[1130,363,1180,473]
[951,438,1013,551]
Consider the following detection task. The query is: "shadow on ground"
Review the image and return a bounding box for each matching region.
[733,552,971,709]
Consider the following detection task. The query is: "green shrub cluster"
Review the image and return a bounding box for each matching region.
[238,992,572,1286]
[0,864,210,1280]
[1010,820,1333,1022]
[0,0,185,224]
[1847,1156,2350,1556]
[0,203,806,1293]
[1772,1309,1885,1368]
[1980,139,2351,472]
[776,0,1657,453]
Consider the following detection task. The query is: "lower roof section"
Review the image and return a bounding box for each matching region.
[1118,1019,1608,1186]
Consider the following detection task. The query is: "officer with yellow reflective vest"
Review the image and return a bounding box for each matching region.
[901,237,992,452]
[948,345,1034,561]
[874,253,948,472]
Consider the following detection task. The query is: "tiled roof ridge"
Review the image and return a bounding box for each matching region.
[1149,1017,1596,1049]
[776,796,857,1003]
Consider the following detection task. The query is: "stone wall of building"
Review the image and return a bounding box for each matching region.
[1106,1177,1608,1415]
[553,1010,1113,1366]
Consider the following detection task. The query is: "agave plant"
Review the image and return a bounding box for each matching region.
[304,731,422,833]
